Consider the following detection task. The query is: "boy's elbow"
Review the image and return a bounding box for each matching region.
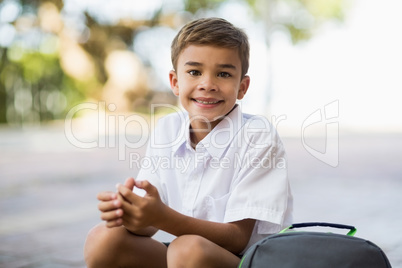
[224,231,251,254]
[225,236,249,255]
[226,219,255,254]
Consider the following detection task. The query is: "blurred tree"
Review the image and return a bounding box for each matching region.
[0,0,348,125]
[0,0,96,124]
[184,0,227,13]
[248,0,347,44]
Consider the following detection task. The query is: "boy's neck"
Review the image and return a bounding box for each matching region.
[189,119,221,148]
[188,104,238,148]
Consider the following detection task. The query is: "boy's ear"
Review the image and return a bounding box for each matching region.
[237,75,250,100]
[169,70,179,96]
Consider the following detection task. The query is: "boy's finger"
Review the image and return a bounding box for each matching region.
[97,191,117,201]
[124,177,136,191]
[100,208,123,221]
[135,180,157,196]
[98,199,121,212]
[116,183,141,204]
[105,218,123,228]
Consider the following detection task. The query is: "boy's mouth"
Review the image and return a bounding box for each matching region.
[192,98,223,105]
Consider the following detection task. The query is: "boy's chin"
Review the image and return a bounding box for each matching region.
[189,115,226,129]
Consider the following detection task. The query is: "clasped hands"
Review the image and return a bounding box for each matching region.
[97,177,164,233]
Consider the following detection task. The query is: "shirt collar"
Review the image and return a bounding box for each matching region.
[201,104,242,159]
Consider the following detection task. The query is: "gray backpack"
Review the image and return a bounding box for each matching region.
[239,222,392,268]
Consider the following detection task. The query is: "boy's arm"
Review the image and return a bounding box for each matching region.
[159,207,255,253]
[126,226,158,237]
[117,180,256,254]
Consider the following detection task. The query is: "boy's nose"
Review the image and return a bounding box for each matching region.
[197,75,217,91]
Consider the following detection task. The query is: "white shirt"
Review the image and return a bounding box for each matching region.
[136,104,293,252]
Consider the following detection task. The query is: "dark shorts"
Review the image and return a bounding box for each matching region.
[162,242,243,258]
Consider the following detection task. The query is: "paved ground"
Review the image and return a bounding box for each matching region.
[0,124,401,267]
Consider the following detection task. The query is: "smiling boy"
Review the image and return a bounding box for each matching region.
[170,44,249,146]
[84,17,292,268]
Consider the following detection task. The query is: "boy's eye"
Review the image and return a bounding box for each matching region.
[188,70,201,76]
[217,72,231,78]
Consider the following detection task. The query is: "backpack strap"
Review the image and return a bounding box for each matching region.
[279,222,357,236]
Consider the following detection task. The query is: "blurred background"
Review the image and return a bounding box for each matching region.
[0,0,401,267]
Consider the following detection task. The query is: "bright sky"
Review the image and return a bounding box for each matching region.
[265,0,402,134]
[61,0,402,134]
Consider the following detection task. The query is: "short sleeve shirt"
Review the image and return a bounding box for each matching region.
[136,104,293,252]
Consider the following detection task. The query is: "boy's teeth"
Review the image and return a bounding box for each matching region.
[195,99,220,104]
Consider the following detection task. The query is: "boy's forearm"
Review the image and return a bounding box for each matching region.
[155,205,254,254]
[126,225,158,237]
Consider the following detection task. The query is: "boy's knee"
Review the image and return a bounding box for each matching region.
[167,235,209,267]
[84,223,107,265]
[83,223,122,267]
[85,223,110,248]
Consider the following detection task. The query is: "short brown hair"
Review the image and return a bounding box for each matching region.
[171,17,250,78]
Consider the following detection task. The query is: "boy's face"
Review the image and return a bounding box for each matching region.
[169,45,250,128]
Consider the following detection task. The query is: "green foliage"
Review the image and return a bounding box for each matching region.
[9,49,59,84]
[0,0,349,124]
[302,0,345,20]
[184,0,228,14]
[244,0,347,43]
[0,44,93,124]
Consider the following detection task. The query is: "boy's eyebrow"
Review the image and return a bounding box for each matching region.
[217,63,237,70]
[184,61,202,67]
[184,61,237,69]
